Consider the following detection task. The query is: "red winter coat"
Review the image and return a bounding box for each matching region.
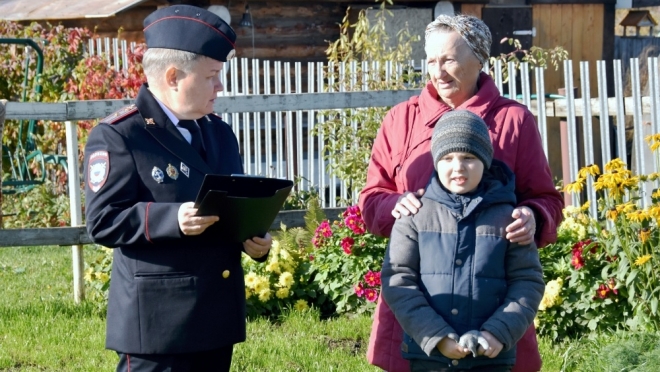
[359,73,563,372]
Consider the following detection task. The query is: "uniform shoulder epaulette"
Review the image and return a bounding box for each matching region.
[100,104,138,124]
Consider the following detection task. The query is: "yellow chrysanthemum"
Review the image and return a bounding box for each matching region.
[649,205,660,220]
[245,288,252,299]
[276,287,290,299]
[621,176,640,190]
[652,189,660,199]
[84,268,94,282]
[278,272,294,288]
[605,158,626,172]
[266,261,281,274]
[580,201,590,212]
[645,133,660,151]
[564,178,585,194]
[606,208,618,221]
[626,210,650,223]
[294,299,309,311]
[649,173,660,182]
[639,228,651,244]
[258,288,272,302]
[245,272,258,289]
[534,317,540,328]
[546,278,563,298]
[578,164,600,179]
[254,277,270,293]
[98,272,110,283]
[634,254,652,266]
[617,202,636,214]
[279,249,291,261]
[562,206,581,219]
[271,239,281,251]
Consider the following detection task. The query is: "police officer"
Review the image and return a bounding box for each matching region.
[83,5,271,371]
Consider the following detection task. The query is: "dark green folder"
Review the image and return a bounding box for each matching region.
[194,174,294,243]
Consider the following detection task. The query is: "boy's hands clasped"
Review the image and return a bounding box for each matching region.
[437,330,503,359]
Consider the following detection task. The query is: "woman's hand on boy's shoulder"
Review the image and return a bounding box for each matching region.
[436,335,470,359]
[391,188,425,218]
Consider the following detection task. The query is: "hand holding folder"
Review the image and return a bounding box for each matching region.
[194,174,294,243]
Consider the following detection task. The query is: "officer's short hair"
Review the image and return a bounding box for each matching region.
[142,48,204,82]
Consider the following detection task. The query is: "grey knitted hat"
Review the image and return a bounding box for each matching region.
[426,14,492,65]
[431,110,493,169]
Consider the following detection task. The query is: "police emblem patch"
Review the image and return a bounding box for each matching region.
[180,162,190,178]
[166,163,179,180]
[152,166,165,183]
[88,151,110,192]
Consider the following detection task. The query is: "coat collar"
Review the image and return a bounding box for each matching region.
[419,72,502,128]
[135,84,212,174]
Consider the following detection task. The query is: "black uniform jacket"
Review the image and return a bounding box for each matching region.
[84,84,256,354]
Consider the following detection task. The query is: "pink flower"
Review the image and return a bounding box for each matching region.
[343,205,362,218]
[309,254,315,261]
[364,270,381,287]
[364,289,378,302]
[354,282,365,297]
[316,221,333,238]
[341,237,354,254]
[345,215,366,235]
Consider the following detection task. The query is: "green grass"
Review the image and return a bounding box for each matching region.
[1,246,659,371]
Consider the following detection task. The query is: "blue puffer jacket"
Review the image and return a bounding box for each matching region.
[381,160,545,369]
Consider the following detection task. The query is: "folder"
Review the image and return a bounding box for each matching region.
[194,174,294,243]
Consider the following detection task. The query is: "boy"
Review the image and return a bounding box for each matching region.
[381,110,545,372]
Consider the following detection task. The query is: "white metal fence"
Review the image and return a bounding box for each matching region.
[6,48,660,214]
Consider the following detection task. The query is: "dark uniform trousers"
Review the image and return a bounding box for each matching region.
[117,345,233,372]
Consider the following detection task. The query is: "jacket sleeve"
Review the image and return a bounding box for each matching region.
[514,112,564,247]
[85,124,183,247]
[359,108,402,238]
[480,241,545,351]
[381,215,456,356]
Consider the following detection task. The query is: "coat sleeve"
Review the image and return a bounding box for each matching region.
[381,216,456,356]
[480,241,545,351]
[359,108,403,238]
[513,111,564,247]
[84,124,183,247]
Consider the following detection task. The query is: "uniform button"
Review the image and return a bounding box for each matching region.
[452,360,459,366]
[451,308,458,315]
[222,270,230,278]
[455,259,463,265]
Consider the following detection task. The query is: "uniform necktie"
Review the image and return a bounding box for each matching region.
[179,119,206,160]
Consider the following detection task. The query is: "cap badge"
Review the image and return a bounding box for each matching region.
[180,162,190,178]
[145,118,156,125]
[166,163,179,180]
[152,166,165,183]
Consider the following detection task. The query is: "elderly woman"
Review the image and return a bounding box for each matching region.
[359,14,563,372]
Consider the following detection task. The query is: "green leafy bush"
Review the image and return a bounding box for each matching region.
[306,204,387,315]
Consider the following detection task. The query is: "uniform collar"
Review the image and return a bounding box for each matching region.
[135,84,212,174]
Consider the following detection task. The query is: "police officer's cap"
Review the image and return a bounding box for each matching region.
[144,5,236,62]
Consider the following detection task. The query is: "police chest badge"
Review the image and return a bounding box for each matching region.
[152,166,165,183]
[166,163,178,180]
[88,151,109,192]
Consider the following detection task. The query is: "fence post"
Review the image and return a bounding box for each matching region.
[0,99,5,227]
[66,120,85,303]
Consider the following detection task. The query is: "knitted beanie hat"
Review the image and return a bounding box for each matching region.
[431,110,493,169]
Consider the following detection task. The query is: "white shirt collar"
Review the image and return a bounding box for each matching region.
[150,92,181,126]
